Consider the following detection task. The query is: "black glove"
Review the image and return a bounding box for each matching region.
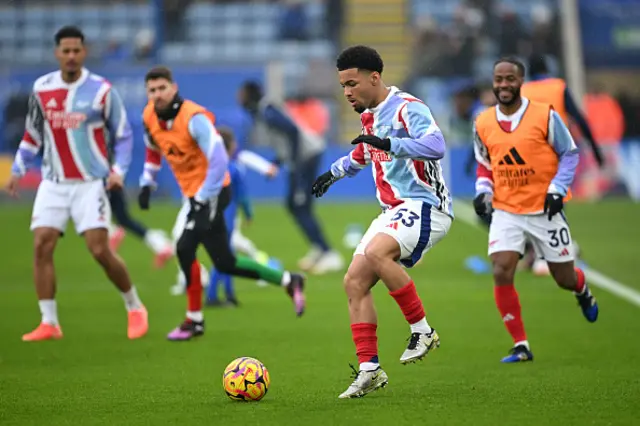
[473,192,493,217]
[544,193,563,220]
[351,135,391,151]
[138,186,151,210]
[189,198,214,232]
[311,170,338,198]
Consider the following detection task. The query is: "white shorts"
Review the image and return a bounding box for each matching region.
[354,200,452,268]
[489,209,575,262]
[30,179,111,235]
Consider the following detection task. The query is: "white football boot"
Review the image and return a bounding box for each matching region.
[399,329,440,364]
[298,245,323,271]
[310,250,345,275]
[338,365,388,399]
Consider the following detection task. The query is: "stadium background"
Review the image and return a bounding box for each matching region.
[1,1,640,425]
[1,0,639,202]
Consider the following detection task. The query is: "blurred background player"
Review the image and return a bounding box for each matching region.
[138,66,306,340]
[107,187,173,268]
[473,58,599,363]
[170,128,281,297]
[205,126,282,307]
[3,26,148,341]
[523,55,604,168]
[238,81,344,275]
[312,46,453,398]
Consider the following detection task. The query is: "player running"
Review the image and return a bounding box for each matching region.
[138,66,306,341]
[238,81,344,275]
[311,46,453,398]
[472,58,599,363]
[3,26,148,341]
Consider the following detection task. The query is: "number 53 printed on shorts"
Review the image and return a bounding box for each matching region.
[389,207,420,228]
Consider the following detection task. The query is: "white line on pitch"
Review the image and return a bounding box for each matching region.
[453,199,640,308]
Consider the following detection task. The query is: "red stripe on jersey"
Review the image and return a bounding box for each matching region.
[361,112,374,135]
[99,85,111,106]
[93,127,108,160]
[374,162,401,208]
[351,143,367,165]
[361,111,400,207]
[38,89,83,179]
[145,147,162,167]
[398,95,424,104]
[398,105,409,133]
[412,160,432,187]
[476,163,493,180]
[22,130,39,148]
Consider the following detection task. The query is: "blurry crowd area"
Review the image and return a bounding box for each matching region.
[0,0,639,199]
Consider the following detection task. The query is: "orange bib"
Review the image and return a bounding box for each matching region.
[143,100,229,198]
[521,78,568,125]
[475,101,566,214]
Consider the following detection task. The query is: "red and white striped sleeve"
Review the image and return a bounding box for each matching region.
[10,93,43,177]
[139,127,162,188]
[473,123,494,195]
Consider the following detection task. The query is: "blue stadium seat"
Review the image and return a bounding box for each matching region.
[162,42,186,63]
[51,8,77,27]
[0,8,17,27]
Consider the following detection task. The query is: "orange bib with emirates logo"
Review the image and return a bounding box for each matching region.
[475,101,568,214]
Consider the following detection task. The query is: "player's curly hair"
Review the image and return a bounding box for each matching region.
[54,26,84,45]
[336,45,384,74]
[494,57,525,77]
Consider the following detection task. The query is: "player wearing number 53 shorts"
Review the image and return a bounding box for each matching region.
[473,57,599,364]
[312,46,453,399]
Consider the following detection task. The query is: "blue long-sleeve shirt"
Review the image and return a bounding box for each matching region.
[228,161,253,220]
[262,104,300,162]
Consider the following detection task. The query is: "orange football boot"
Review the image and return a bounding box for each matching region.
[127,305,148,339]
[22,323,63,341]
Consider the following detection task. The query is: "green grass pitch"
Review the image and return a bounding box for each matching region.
[0,200,639,425]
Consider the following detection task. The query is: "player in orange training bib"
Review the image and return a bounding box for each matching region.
[138,66,306,341]
[472,58,599,363]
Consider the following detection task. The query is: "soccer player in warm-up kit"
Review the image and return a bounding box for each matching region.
[312,46,453,398]
[3,26,148,341]
[472,58,599,363]
[138,66,306,341]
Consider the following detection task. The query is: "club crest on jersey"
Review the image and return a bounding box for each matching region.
[377,125,391,137]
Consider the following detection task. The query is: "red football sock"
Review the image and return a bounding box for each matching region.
[351,323,378,364]
[186,260,203,314]
[574,267,586,294]
[389,281,426,324]
[494,284,527,345]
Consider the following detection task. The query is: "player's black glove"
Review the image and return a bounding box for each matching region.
[473,192,493,217]
[351,135,391,151]
[189,197,215,232]
[138,186,151,210]
[311,170,338,198]
[544,193,563,221]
